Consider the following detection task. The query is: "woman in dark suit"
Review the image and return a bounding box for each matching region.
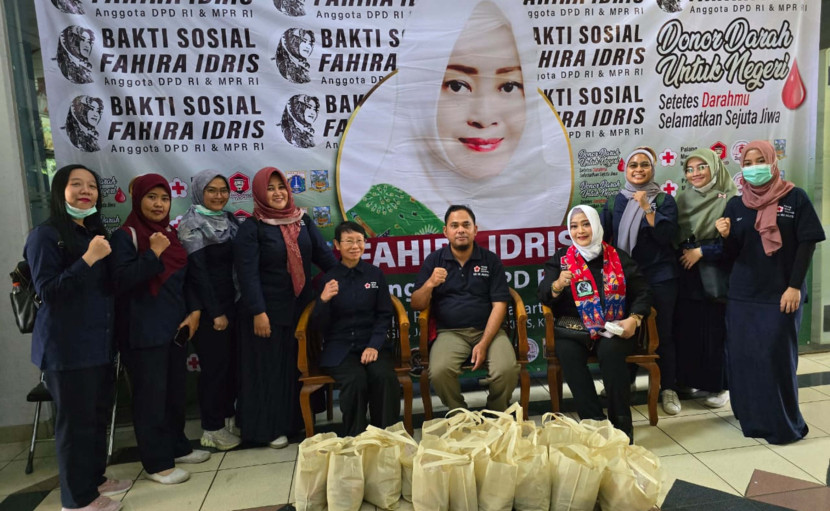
[25,164,129,511]
[112,174,207,484]
[234,167,337,447]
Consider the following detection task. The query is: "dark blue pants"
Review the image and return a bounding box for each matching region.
[45,364,112,508]
[651,279,678,391]
[122,343,192,474]
[193,314,237,431]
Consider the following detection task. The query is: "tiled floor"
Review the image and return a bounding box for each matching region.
[2,353,829,510]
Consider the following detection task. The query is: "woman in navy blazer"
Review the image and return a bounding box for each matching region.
[24,165,129,511]
[234,167,337,448]
[112,174,207,485]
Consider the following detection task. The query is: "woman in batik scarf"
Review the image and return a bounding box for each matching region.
[57,26,94,84]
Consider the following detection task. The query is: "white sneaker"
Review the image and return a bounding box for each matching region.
[201,428,241,451]
[269,435,288,449]
[174,449,211,464]
[661,389,681,415]
[146,468,190,485]
[225,416,239,436]
[703,390,730,409]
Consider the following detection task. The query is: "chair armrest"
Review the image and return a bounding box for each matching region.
[541,304,555,359]
[417,306,430,366]
[390,295,411,364]
[294,301,316,377]
[509,288,529,363]
[645,306,659,354]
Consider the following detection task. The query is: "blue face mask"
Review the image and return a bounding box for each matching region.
[65,202,97,219]
[742,164,773,186]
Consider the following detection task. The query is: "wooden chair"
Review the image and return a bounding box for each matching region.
[295,294,414,437]
[542,305,661,426]
[418,287,530,420]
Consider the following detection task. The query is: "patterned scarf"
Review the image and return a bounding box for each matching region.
[564,242,627,340]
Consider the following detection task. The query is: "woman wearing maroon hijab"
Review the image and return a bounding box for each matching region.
[717,141,825,444]
[234,167,337,447]
[112,174,208,484]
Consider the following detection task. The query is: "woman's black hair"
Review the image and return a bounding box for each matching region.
[47,164,108,259]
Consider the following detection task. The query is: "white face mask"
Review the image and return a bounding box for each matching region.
[65,202,97,219]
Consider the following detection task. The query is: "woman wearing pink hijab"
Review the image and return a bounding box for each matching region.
[233,167,337,447]
[716,140,824,444]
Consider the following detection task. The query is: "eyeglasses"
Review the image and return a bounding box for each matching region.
[205,187,230,196]
[339,238,365,247]
[627,162,652,170]
[685,164,710,174]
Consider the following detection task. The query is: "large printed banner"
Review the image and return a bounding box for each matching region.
[35,0,821,371]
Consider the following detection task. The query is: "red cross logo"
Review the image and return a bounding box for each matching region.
[187,354,201,372]
[777,206,784,213]
[659,149,677,167]
[662,180,678,197]
[710,142,727,159]
[474,266,480,272]
[170,215,183,229]
[364,282,371,289]
[170,178,187,198]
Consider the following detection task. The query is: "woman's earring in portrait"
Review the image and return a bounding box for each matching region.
[278,94,319,148]
[57,25,94,84]
[64,95,104,152]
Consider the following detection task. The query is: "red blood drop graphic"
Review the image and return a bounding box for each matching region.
[617,158,625,172]
[114,188,126,203]
[781,59,806,110]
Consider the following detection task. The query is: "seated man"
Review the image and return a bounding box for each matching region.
[411,205,519,412]
[312,221,399,436]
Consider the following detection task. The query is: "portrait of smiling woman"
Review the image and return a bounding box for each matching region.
[338,0,571,235]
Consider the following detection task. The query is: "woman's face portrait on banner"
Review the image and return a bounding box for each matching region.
[78,30,93,58]
[436,3,526,180]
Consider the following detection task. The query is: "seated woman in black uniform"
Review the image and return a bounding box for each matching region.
[312,221,399,436]
[538,205,652,441]
[112,174,208,485]
[25,165,130,511]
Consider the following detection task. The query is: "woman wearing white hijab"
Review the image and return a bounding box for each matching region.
[338,0,572,235]
[538,206,652,441]
[602,146,681,415]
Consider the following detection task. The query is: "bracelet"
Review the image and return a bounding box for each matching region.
[551,282,563,294]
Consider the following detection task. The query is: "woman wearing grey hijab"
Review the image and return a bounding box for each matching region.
[178,170,241,450]
[602,146,682,415]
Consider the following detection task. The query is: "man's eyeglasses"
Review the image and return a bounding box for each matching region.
[685,164,710,174]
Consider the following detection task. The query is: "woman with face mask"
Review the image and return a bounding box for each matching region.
[674,149,737,409]
[538,206,652,442]
[602,146,681,415]
[716,140,824,444]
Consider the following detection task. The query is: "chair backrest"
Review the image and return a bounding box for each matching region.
[295,294,411,377]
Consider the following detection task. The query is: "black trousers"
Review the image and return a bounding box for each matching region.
[45,364,112,508]
[323,350,401,437]
[651,279,678,391]
[193,314,237,431]
[556,336,635,440]
[122,343,192,474]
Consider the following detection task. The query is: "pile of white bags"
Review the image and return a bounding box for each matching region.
[293,404,662,511]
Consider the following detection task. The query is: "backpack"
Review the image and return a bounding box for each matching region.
[10,260,39,334]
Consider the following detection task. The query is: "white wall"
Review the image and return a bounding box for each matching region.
[0,5,44,428]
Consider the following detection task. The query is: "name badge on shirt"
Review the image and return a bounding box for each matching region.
[576,281,594,298]
[364,282,378,289]
[472,265,489,277]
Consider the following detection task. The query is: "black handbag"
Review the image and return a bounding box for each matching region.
[697,261,729,303]
[10,261,40,334]
[553,315,593,346]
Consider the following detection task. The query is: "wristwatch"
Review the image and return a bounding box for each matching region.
[629,314,643,327]
[644,203,657,214]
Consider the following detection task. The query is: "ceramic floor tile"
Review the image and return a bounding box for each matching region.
[657,413,759,453]
[0,442,27,462]
[633,423,687,456]
[798,387,830,403]
[32,488,61,511]
[796,357,828,375]
[105,461,145,482]
[634,395,712,420]
[803,353,830,368]
[13,440,56,460]
[201,462,293,511]
[657,453,738,506]
[287,457,297,504]
[695,445,821,493]
[181,452,225,474]
[220,446,298,470]
[767,436,830,483]
[814,384,830,397]
[799,400,830,433]
[0,457,60,495]
[121,471,214,511]
[631,405,649,422]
